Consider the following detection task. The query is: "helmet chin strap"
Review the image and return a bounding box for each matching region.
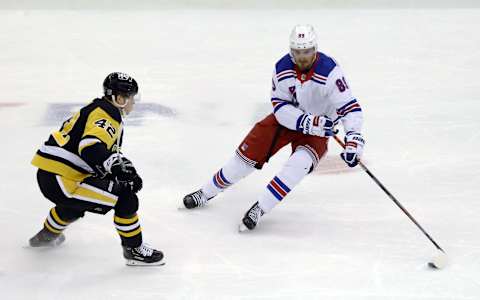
[112,95,128,108]
[111,95,129,116]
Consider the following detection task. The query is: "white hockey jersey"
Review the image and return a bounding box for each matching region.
[271,52,363,134]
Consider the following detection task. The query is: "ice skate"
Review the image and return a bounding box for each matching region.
[239,201,265,232]
[123,243,165,266]
[182,189,210,209]
[29,227,65,247]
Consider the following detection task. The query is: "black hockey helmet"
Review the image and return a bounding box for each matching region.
[103,72,138,97]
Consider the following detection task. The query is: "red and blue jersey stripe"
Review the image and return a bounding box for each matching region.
[311,73,327,85]
[336,99,362,117]
[212,169,232,189]
[277,70,296,82]
[271,97,290,113]
[267,176,291,201]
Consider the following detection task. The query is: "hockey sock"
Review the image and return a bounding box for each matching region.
[201,154,255,199]
[258,149,313,213]
[43,207,74,235]
[114,214,142,247]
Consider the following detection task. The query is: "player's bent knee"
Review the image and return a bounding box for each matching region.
[55,206,85,221]
[289,148,316,170]
[114,189,139,216]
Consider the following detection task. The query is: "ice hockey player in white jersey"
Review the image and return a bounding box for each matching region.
[182,24,365,231]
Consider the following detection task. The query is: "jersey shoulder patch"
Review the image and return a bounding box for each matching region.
[314,52,337,78]
[275,54,295,73]
[275,54,296,82]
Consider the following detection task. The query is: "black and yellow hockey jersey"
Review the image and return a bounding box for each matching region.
[32,98,123,182]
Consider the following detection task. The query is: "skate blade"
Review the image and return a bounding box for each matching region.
[28,243,61,248]
[125,259,166,267]
[24,243,61,250]
[28,236,65,248]
[238,223,249,233]
[177,205,206,210]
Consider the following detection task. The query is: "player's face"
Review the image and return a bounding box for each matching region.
[116,94,136,115]
[292,48,316,71]
[123,95,135,115]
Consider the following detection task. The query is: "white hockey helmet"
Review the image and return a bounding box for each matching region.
[289,24,318,62]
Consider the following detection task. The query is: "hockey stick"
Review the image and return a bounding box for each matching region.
[332,134,447,268]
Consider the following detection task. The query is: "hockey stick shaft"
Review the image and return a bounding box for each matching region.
[333,135,444,252]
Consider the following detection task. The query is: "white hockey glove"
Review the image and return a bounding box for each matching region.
[340,132,365,167]
[300,114,333,137]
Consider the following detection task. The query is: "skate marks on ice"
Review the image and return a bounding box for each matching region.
[39,102,176,126]
[314,154,367,175]
[0,102,26,109]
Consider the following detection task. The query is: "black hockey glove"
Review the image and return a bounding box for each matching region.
[130,174,143,194]
[103,154,143,193]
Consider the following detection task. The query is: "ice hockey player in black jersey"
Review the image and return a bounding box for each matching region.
[29,72,164,266]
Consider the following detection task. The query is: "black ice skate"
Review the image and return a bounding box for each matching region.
[239,201,265,232]
[183,189,210,209]
[123,243,165,266]
[29,227,65,247]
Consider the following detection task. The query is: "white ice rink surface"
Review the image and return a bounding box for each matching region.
[1,7,480,300]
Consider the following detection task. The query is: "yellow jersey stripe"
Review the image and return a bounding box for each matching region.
[117,227,142,238]
[74,186,117,205]
[114,215,139,225]
[56,176,117,207]
[51,208,69,226]
[32,154,90,182]
[58,176,78,194]
[44,221,62,234]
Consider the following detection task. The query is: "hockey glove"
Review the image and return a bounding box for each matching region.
[300,114,333,137]
[340,132,365,167]
[103,154,143,193]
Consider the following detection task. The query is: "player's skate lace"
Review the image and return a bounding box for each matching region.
[247,203,264,224]
[136,243,154,257]
[240,202,266,231]
[191,190,208,207]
